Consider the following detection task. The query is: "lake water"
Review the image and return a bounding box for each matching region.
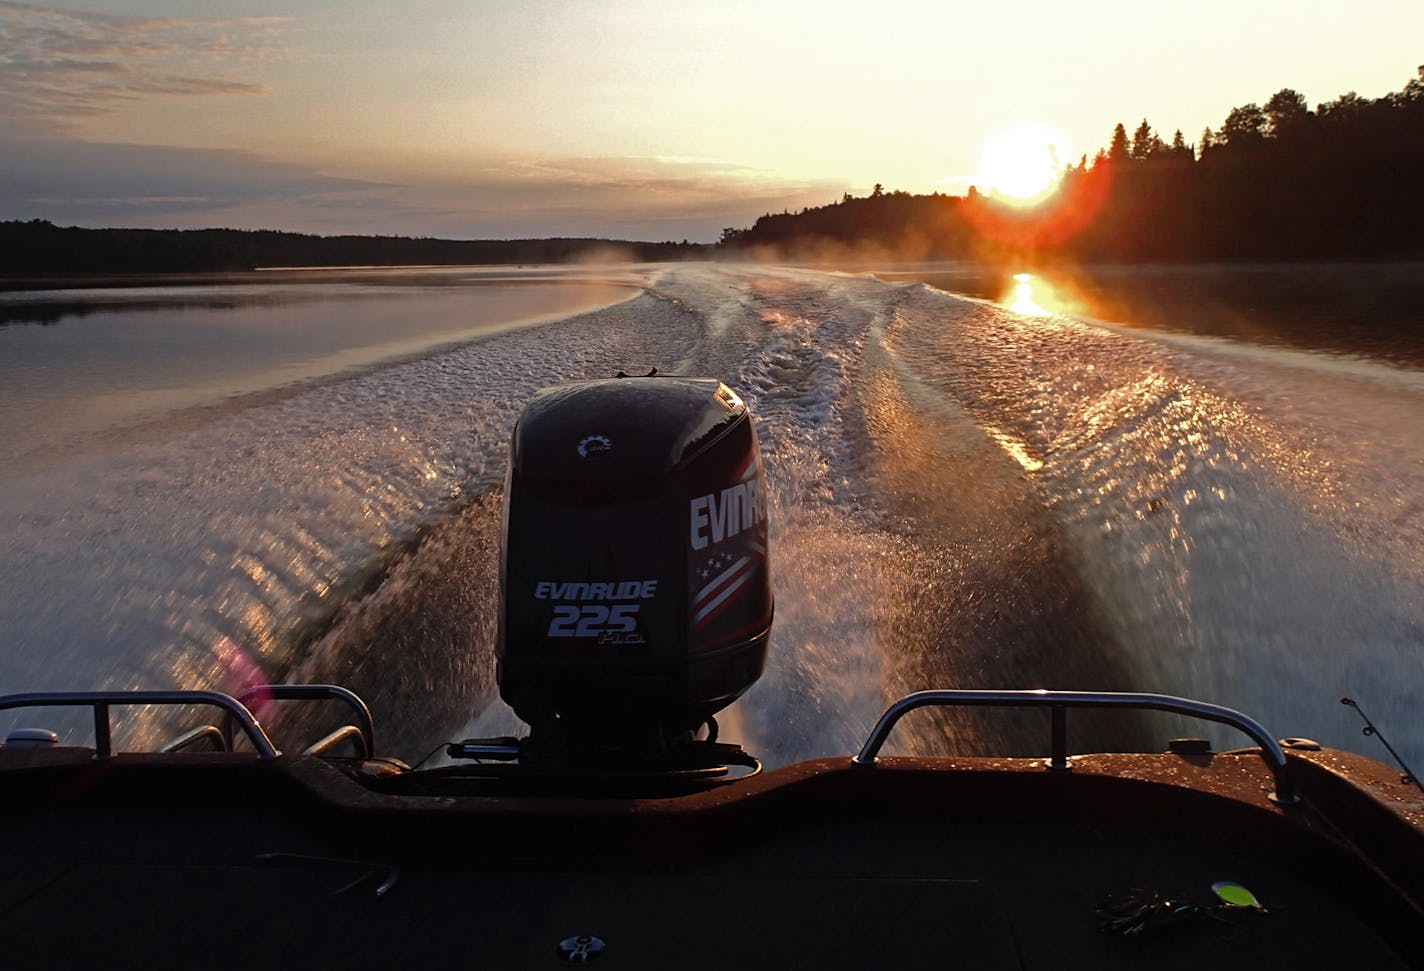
[1,262,1420,773]
[0,266,640,473]
[868,262,1424,368]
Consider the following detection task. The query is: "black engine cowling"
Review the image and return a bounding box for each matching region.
[497,377,772,749]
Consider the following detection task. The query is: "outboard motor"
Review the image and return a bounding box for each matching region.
[497,377,772,761]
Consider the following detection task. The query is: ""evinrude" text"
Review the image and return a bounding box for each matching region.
[689,480,763,551]
[535,580,658,601]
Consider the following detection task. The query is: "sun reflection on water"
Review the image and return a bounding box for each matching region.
[983,424,1044,472]
[1007,273,1050,316]
[1000,271,1102,321]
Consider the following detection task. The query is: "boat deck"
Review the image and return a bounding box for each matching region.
[0,746,1419,969]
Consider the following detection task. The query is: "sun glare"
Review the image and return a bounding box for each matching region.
[1007,272,1050,316]
[977,128,1068,206]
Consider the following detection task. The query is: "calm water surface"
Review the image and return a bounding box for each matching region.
[868,262,1424,368]
[0,266,639,471]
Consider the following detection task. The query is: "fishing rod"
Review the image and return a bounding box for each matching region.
[1341,696,1424,796]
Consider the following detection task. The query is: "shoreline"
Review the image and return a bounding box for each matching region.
[0,263,660,294]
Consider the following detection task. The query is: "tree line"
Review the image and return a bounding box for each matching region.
[0,222,709,278]
[721,66,1424,262]
[6,66,1419,275]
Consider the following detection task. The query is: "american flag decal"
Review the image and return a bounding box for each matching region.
[691,534,767,630]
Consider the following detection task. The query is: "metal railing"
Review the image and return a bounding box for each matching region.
[0,690,279,759]
[0,684,376,761]
[157,724,228,754]
[226,685,374,759]
[852,689,1297,806]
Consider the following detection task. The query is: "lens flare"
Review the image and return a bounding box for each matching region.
[211,637,273,718]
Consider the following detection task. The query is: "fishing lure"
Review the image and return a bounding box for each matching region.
[1096,881,1269,936]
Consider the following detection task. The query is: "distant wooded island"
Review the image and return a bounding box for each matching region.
[5,67,1420,278]
[0,223,708,279]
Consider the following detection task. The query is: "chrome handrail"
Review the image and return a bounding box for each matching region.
[853,689,1297,806]
[303,725,367,758]
[0,690,279,759]
[158,724,228,754]
[228,685,375,759]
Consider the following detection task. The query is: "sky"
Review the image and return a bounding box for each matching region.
[2,1,1422,242]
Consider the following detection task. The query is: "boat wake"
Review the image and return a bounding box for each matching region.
[2,265,1421,767]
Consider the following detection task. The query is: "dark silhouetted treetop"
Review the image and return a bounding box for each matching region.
[1264,88,1311,138]
[1318,91,1370,121]
[1131,119,1166,160]
[1397,65,1424,103]
[1108,123,1130,162]
[1220,103,1268,148]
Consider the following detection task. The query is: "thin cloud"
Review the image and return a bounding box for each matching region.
[0,2,283,131]
[358,158,844,241]
[0,135,377,226]
[424,155,840,215]
[3,124,841,241]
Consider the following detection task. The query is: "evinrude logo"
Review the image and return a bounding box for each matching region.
[537,579,655,644]
[689,479,764,551]
[535,580,658,600]
[577,434,613,458]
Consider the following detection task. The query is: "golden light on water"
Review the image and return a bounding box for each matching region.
[1008,272,1050,316]
[984,425,1044,472]
[1000,271,1097,319]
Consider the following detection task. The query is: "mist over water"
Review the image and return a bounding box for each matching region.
[1,264,1420,770]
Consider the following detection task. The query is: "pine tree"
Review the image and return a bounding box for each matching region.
[1108,123,1130,162]
[1171,129,1192,160]
[1131,119,1156,160]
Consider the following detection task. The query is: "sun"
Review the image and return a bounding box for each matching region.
[977,127,1069,206]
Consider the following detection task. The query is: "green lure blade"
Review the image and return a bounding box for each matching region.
[1212,881,1266,911]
